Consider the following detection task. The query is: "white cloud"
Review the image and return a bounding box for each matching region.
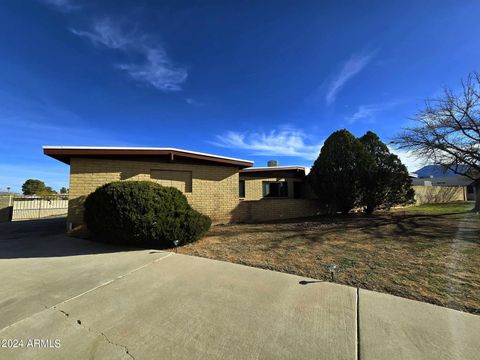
[389,147,427,173]
[70,20,131,50]
[326,51,375,105]
[40,0,80,12]
[71,19,187,92]
[212,128,322,160]
[348,102,397,124]
[117,48,187,92]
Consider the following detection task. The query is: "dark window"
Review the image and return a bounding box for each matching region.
[263,181,288,197]
[239,180,245,198]
[293,182,304,199]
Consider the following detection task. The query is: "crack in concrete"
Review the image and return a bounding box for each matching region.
[56,307,135,360]
[99,330,135,360]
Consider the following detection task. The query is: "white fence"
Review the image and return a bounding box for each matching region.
[12,196,68,221]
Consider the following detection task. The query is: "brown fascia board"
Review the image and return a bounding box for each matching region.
[240,166,306,178]
[43,146,254,168]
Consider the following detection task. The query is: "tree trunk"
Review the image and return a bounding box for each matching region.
[474,179,480,212]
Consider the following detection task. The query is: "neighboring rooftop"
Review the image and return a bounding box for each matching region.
[43,146,254,168]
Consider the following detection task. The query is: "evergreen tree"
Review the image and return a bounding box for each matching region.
[308,129,371,214]
[22,179,47,195]
[360,131,415,213]
[21,179,57,195]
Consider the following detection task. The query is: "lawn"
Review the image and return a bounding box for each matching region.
[179,202,480,314]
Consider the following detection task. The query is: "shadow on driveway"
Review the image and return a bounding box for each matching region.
[0,217,138,259]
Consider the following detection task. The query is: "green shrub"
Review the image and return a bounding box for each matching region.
[84,181,211,247]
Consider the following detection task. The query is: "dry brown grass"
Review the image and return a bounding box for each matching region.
[179,203,480,314]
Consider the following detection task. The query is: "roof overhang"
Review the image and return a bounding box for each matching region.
[43,146,254,168]
[240,166,305,173]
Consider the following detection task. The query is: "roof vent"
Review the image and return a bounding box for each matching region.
[267,160,279,167]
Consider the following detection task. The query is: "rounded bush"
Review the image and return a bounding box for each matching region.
[84,181,211,247]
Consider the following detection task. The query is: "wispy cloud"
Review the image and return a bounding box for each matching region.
[347,101,398,124]
[326,51,375,105]
[40,0,80,12]
[185,98,206,107]
[70,20,131,50]
[211,128,322,160]
[117,48,187,91]
[71,19,187,91]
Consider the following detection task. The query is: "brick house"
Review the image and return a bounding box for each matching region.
[44,146,322,229]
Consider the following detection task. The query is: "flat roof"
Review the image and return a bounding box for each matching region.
[240,166,305,173]
[43,146,254,168]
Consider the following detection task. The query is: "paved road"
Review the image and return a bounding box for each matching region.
[0,219,479,359]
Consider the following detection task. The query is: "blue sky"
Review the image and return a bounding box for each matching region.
[1,0,480,192]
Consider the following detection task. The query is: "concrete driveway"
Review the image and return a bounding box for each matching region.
[0,219,479,359]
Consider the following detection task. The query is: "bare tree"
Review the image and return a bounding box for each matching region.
[394,72,480,211]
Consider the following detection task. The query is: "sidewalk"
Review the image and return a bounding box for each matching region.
[1,250,479,359]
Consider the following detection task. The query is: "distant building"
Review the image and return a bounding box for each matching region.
[413,165,476,201]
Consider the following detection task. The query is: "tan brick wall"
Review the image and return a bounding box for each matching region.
[151,169,192,192]
[68,158,240,226]
[232,198,323,223]
[413,185,466,204]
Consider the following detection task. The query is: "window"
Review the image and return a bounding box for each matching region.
[293,181,304,199]
[239,180,245,198]
[263,181,288,198]
[150,170,192,192]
